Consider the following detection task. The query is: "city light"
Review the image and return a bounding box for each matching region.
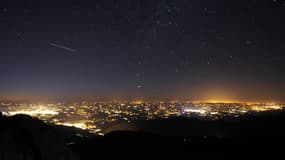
[7,105,59,116]
[184,108,206,114]
[1,101,284,136]
[59,122,89,130]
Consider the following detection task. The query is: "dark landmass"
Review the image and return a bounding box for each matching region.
[1,111,285,160]
[0,113,95,160]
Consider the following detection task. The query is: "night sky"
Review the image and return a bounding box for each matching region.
[1,0,285,102]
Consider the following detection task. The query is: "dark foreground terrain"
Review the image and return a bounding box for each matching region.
[1,111,285,160]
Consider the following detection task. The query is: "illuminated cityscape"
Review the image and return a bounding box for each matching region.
[1,0,285,158]
[1,101,284,135]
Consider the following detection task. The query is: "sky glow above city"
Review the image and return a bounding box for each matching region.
[1,0,285,102]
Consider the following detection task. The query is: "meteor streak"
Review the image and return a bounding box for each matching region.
[50,43,77,52]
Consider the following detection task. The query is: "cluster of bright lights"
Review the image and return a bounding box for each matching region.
[251,104,282,112]
[59,122,88,129]
[184,108,207,114]
[7,105,59,116]
[2,101,284,136]
[55,121,96,130]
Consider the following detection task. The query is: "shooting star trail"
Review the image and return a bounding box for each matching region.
[50,43,77,52]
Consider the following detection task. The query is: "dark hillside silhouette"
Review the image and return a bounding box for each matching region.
[1,111,285,160]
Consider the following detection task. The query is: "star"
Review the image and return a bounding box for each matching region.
[245,40,252,46]
[157,20,160,25]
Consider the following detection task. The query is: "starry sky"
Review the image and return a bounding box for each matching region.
[1,0,285,102]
